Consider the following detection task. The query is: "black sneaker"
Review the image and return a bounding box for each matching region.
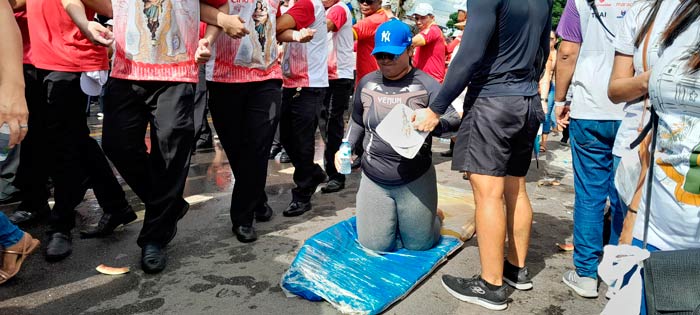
[503,260,533,290]
[441,275,508,311]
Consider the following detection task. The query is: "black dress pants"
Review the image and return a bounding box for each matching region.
[102,78,195,247]
[207,79,281,227]
[15,65,50,210]
[32,70,128,233]
[194,65,212,146]
[280,87,327,203]
[319,79,353,182]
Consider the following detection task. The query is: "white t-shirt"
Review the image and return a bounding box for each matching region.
[281,0,329,88]
[612,0,679,157]
[326,1,354,80]
[633,16,700,251]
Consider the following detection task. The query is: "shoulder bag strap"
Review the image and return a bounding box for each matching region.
[642,109,659,250]
[587,0,616,38]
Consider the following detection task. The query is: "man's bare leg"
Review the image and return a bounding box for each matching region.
[469,173,506,286]
[504,175,532,267]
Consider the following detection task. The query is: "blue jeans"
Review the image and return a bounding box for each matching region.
[0,212,23,248]
[543,84,555,133]
[632,238,661,315]
[570,118,623,279]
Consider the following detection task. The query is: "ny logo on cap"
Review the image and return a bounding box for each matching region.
[381,31,391,42]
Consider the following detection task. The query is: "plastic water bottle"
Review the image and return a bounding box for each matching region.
[339,139,352,175]
[0,124,11,162]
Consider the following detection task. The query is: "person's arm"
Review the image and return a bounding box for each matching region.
[534,12,552,81]
[61,0,114,46]
[276,0,316,43]
[0,0,28,146]
[608,53,651,104]
[412,33,426,47]
[325,5,346,33]
[9,0,26,11]
[200,1,249,39]
[412,0,499,132]
[335,78,367,169]
[195,3,227,64]
[352,17,375,41]
[618,132,652,244]
[539,56,554,112]
[553,0,582,129]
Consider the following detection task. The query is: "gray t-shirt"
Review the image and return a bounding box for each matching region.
[348,68,446,186]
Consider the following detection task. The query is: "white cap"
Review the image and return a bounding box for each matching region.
[381,0,392,7]
[412,3,434,16]
[453,0,467,12]
[80,71,108,96]
[105,19,114,26]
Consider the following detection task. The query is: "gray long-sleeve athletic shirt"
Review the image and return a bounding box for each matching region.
[430,0,553,114]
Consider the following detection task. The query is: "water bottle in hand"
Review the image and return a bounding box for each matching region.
[339,139,352,175]
[0,124,11,162]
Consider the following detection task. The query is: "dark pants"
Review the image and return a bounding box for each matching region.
[207,80,281,227]
[194,65,212,146]
[102,78,195,247]
[280,87,327,203]
[319,79,353,181]
[15,65,50,210]
[32,70,128,233]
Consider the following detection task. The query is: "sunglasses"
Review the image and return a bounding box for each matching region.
[374,52,401,61]
[359,0,375,4]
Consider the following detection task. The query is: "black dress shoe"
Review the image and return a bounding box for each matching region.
[279,150,291,163]
[321,179,345,194]
[196,138,213,150]
[8,204,50,225]
[440,149,453,157]
[269,146,282,160]
[283,201,311,217]
[80,206,137,238]
[141,244,167,274]
[45,232,72,262]
[178,202,190,221]
[232,225,258,243]
[255,203,273,222]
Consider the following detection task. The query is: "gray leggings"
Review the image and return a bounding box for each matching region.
[356,166,441,252]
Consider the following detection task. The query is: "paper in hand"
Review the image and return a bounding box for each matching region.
[376,104,429,159]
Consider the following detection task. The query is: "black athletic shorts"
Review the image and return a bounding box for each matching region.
[452,95,544,177]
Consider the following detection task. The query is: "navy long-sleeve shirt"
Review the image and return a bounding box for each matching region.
[430,0,553,114]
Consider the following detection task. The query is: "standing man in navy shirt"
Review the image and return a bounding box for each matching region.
[413,0,552,310]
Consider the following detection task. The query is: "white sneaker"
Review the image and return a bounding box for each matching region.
[562,270,598,298]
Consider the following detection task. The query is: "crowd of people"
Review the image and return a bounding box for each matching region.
[0,0,699,312]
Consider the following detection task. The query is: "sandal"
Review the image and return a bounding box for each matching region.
[0,232,40,284]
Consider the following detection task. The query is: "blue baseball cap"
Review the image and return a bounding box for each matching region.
[371,19,412,56]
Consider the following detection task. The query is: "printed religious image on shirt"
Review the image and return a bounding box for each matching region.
[231,0,278,69]
[122,0,193,63]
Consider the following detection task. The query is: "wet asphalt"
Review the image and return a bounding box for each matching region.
[0,112,608,315]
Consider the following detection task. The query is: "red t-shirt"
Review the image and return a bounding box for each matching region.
[14,11,32,65]
[445,35,461,65]
[414,24,446,83]
[353,9,388,82]
[27,0,108,72]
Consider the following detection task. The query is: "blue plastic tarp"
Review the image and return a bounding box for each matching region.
[281,217,463,314]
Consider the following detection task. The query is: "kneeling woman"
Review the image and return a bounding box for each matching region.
[336,20,458,252]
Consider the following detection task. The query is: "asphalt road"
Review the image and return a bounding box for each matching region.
[0,121,607,315]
